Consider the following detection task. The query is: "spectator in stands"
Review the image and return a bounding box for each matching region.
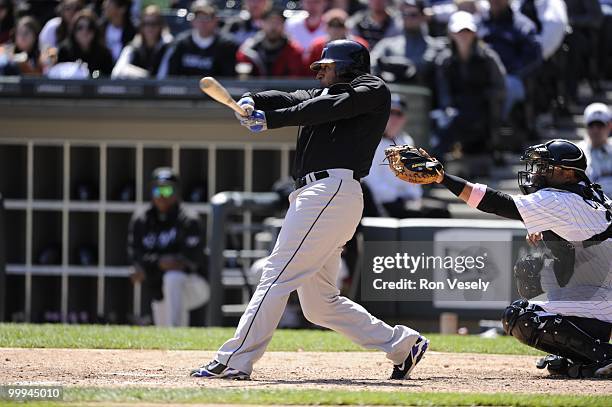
[157,0,237,78]
[56,9,114,77]
[128,167,208,327]
[305,8,368,69]
[432,11,505,160]
[0,16,43,75]
[364,94,450,218]
[112,5,172,78]
[578,103,612,195]
[517,0,568,116]
[284,0,327,56]
[370,0,439,84]
[517,0,567,61]
[236,7,306,77]
[348,0,401,49]
[222,0,270,45]
[563,0,604,98]
[479,0,541,119]
[39,0,83,50]
[101,0,136,62]
[0,0,14,45]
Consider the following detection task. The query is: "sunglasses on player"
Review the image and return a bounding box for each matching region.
[152,185,176,198]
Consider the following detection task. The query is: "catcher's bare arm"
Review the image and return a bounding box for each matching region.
[385,145,522,220]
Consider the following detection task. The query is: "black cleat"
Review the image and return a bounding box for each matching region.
[190,360,250,380]
[536,354,569,376]
[390,336,429,379]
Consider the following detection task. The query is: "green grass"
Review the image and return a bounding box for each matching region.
[0,388,608,406]
[0,323,543,355]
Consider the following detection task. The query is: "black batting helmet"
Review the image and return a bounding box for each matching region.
[310,39,370,79]
[518,139,588,194]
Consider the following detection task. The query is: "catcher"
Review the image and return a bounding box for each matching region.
[386,140,612,379]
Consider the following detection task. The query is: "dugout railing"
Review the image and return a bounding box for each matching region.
[207,191,282,326]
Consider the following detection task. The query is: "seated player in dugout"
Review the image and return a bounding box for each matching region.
[390,139,611,379]
[128,168,209,327]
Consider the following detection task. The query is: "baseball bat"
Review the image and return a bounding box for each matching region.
[199,77,248,117]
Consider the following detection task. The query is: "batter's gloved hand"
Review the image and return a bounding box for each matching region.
[237,96,255,116]
[385,145,443,184]
[239,110,267,133]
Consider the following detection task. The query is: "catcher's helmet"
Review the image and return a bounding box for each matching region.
[518,139,588,194]
[310,39,370,79]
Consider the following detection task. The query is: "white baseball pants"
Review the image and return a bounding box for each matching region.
[151,270,189,327]
[215,169,420,374]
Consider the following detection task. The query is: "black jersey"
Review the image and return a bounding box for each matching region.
[246,74,391,179]
[166,31,237,77]
[128,203,204,299]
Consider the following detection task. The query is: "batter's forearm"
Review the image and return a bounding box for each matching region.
[439,173,522,220]
[265,93,354,128]
[248,90,313,111]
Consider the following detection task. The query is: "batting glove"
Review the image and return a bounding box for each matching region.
[237,96,255,116]
[240,110,267,133]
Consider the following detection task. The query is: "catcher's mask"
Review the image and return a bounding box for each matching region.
[518,139,588,195]
[310,39,370,80]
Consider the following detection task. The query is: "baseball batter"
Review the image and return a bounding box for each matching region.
[191,40,428,380]
[388,139,611,378]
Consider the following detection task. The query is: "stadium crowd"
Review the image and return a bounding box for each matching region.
[0,0,610,160]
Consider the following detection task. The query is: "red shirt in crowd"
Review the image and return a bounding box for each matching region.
[236,34,309,77]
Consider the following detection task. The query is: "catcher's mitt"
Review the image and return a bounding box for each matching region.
[385,145,443,184]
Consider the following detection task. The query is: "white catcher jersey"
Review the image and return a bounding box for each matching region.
[512,188,612,322]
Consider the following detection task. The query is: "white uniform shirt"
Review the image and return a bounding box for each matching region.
[284,13,326,56]
[513,188,609,240]
[577,139,612,196]
[512,188,612,322]
[39,17,61,50]
[363,133,423,205]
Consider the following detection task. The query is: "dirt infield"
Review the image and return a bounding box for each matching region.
[1,348,610,395]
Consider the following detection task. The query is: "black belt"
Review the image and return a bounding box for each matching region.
[294,170,359,190]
